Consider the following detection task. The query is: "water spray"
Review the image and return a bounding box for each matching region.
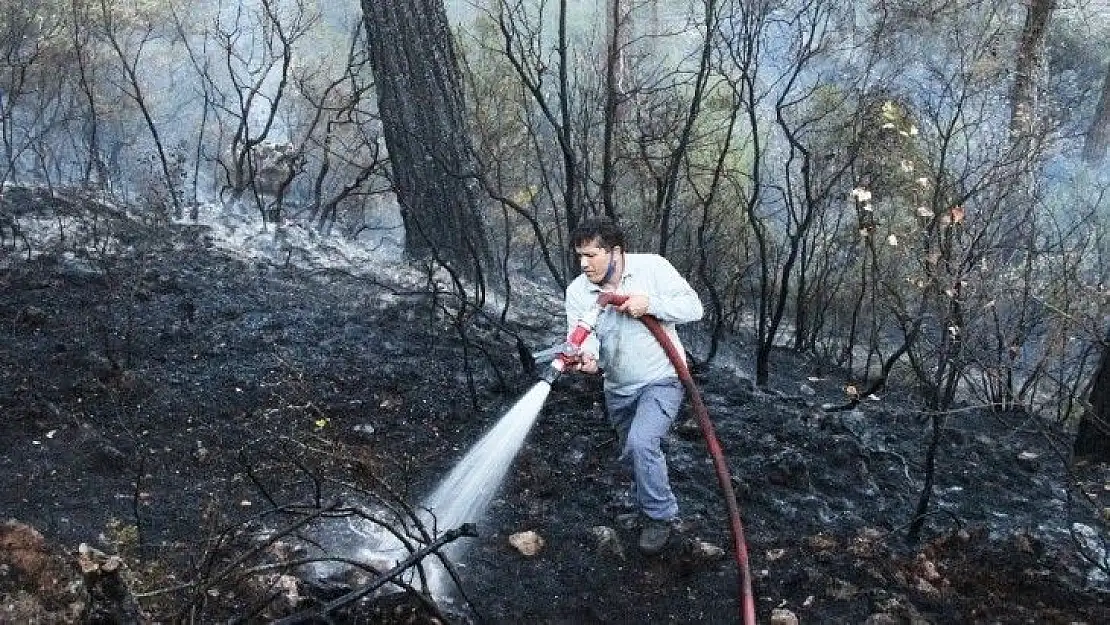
[540,291,757,625]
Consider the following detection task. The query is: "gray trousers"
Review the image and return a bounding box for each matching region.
[604,378,684,521]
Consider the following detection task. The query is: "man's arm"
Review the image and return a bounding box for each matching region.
[564,279,601,360]
[645,256,703,324]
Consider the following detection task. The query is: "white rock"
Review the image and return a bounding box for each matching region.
[770,608,799,625]
[509,530,545,556]
[690,539,725,561]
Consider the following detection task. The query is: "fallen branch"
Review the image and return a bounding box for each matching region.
[268,522,478,625]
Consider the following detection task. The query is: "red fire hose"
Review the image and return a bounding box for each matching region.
[597,293,756,625]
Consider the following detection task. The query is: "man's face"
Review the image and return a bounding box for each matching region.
[575,238,615,284]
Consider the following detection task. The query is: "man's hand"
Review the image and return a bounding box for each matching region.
[617,293,650,318]
[573,352,600,374]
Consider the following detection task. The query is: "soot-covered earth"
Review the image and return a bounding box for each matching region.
[1,189,1109,624]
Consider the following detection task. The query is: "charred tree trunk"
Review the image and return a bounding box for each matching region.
[907,412,945,543]
[600,0,628,226]
[361,0,491,280]
[1083,65,1110,164]
[1009,0,1055,140]
[557,0,582,254]
[1074,331,1110,461]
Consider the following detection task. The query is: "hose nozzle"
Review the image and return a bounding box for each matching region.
[540,358,566,385]
[539,293,627,386]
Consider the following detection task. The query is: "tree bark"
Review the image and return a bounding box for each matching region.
[1083,64,1110,164]
[361,0,490,279]
[1074,330,1110,461]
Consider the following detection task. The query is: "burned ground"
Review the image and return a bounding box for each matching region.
[1,194,1108,624]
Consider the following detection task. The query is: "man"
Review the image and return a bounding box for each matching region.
[563,218,703,555]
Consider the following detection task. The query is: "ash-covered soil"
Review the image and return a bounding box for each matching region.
[1,190,1108,624]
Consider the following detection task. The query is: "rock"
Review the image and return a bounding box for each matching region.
[250,573,302,619]
[770,607,799,625]
[16,305,48,327]
[974,433,996,446]
[914,576,940,596]
[766,449,812,490]
[352,423,376,442]
[616,513,640,530]
[588,525,625,560]
[799,383,816,396]
[78,543,142,624]
[879,595,932,621]
[1012,529,1037,554]
[193,440,209,463]
[1015,450,1040,472]
[826,578,859,600]
[918,556,941,582]
[676,417,701,437]
[508,530,544,556]
[906,604,933,625]
[266,540,309,564]
[687,539,725,562]
[806,533,838,551]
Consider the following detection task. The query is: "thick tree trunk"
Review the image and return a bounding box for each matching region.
[1083,65,1110,164]
[361,0,490,279]
[1074,332,1110,461]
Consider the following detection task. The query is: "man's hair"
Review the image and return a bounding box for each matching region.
[571,218,626,251]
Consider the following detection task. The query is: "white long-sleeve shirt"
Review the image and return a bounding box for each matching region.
[565,253,703,394]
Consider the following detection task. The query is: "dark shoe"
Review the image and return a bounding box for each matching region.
[639,519,671,555]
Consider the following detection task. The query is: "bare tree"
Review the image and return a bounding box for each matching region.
[1083,64,1110,164]
[0,4,71,187]
[642,0,718,257]
[480,0,589,282]
[1074,329,1110,460]
[96,0,182,217]
[193,0,318,223]
[71,0,110,190]
[714,0,859,386]
[284,23,389,234]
